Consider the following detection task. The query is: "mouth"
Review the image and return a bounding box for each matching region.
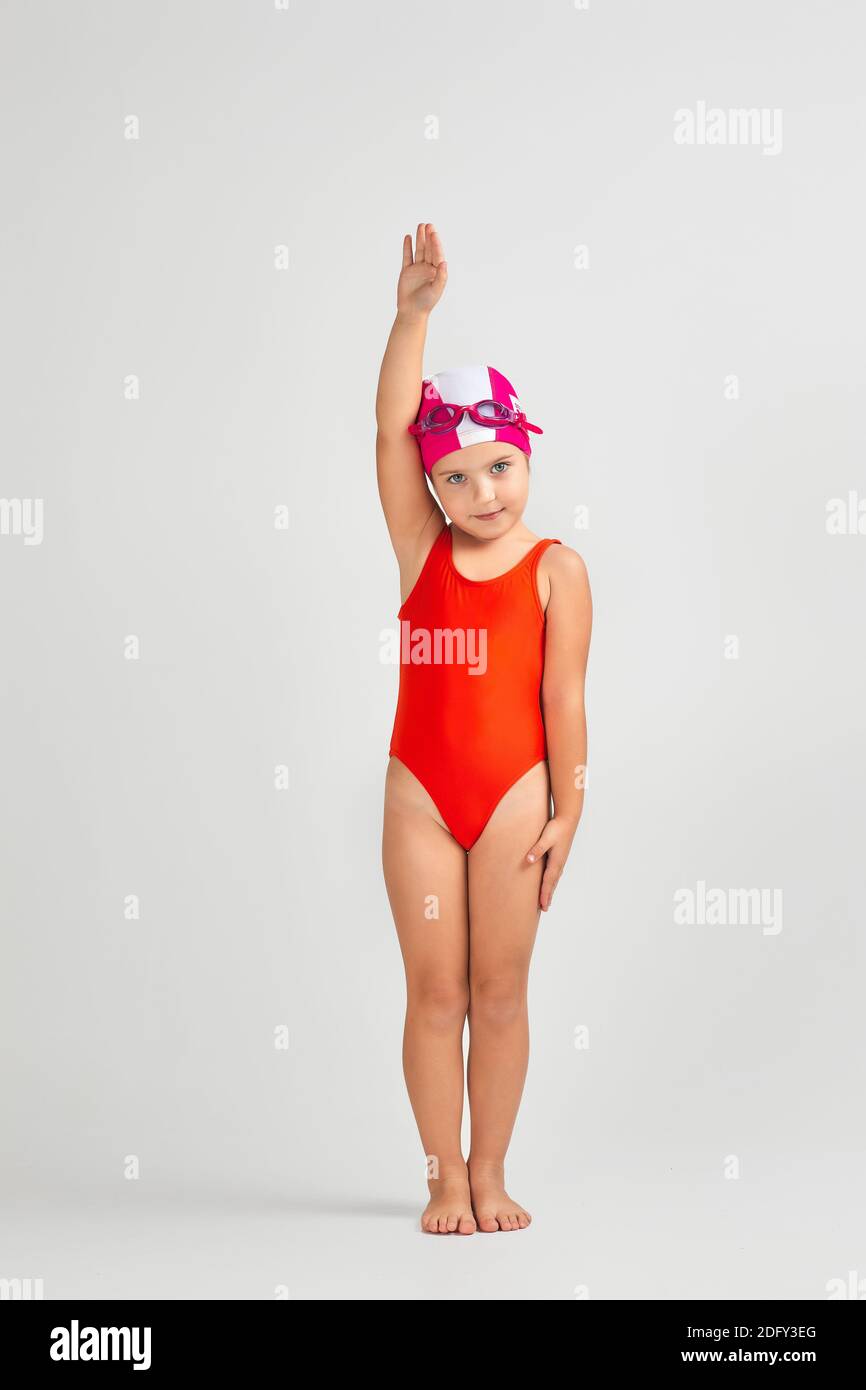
[474,508,504,521]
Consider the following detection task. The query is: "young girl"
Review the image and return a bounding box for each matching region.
[377,223,592,1235]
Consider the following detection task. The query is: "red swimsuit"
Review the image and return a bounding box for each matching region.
[388,523,561,850]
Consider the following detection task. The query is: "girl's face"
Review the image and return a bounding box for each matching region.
[430,442,529,537]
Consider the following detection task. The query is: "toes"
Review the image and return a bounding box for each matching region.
[472,1198,531,1231]
[498,1211,530,1230]
[424,1201,478,1233]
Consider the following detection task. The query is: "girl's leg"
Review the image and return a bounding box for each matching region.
[466,760,550,1231]
[382,755,475,1234]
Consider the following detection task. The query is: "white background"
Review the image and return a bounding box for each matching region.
[1,0,864,1299]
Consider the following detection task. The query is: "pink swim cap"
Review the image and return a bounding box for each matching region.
[408,364,542,477]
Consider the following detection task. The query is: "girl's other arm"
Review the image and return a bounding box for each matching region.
[375,223,448,562]
[529,548,593,910]
[542,547,592,824]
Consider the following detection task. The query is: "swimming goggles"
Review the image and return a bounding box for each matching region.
[408,398,544,438]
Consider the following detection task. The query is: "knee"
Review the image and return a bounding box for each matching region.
[408,977,470,1032]
[469,974,527,1029]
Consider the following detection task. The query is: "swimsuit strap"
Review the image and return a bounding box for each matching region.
[527,538,561,619]
[528,537,562,569]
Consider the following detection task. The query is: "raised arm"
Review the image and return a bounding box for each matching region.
[375,223,448,563]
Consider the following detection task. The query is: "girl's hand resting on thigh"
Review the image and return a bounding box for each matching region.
[526,816,579,912]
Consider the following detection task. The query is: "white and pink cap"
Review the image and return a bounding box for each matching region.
[409,364,542,476]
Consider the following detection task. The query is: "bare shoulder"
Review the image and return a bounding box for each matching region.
[540,540,591,594]
[535,539,590,622]
[544,540,588,574]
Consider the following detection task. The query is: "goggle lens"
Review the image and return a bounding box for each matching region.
[425,400,514,432]
[475,400,511,420]
[427,404,458,430]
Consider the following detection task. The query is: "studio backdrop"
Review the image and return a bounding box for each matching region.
[1,0,863,1300]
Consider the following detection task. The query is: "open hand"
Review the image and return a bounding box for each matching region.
[397,222,448,319]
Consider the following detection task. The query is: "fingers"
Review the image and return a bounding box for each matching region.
[428,224,445,265]
[409,223,444,272]
[526,821,564,911]
[540,857,564,912]
[526,826,555,864]
[402,233,413,268]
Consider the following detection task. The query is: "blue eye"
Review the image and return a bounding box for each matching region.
[447,473,466,484]
[491,461,509,474]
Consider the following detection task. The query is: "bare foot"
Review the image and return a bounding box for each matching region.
[468,1158,531,1232]
[421,1162,477,1234]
